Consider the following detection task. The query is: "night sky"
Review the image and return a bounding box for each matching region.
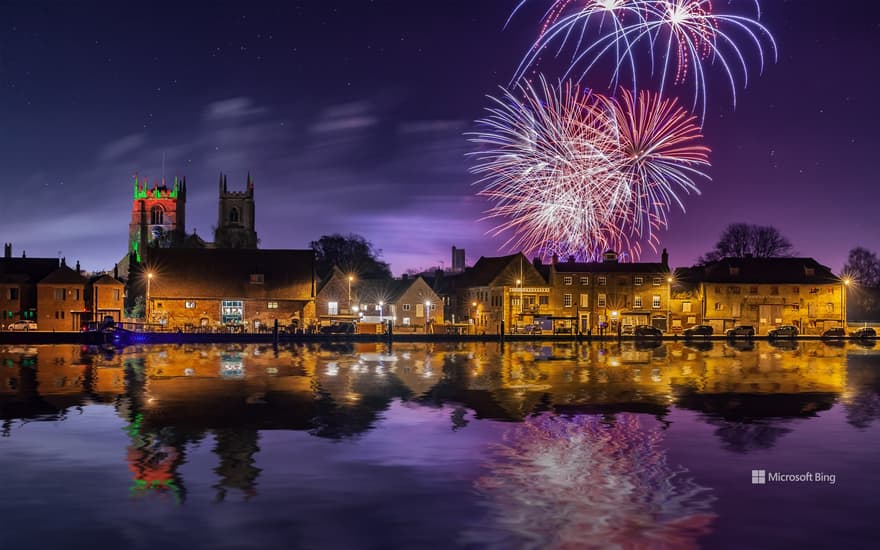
[0,0,877,275]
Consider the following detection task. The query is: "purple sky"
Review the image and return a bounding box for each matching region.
[0,1,877,275]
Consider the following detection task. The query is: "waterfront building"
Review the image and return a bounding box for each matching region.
[36,260,88,331]
[89,274,126,323]
[354,275,443,329]
[145,248,315,331]
[0,243,60,326]
[535,250,672,334]
[693,257,843,335]
[214,173,258,249]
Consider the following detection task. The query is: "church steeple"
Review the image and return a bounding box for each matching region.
[214,172,258,249]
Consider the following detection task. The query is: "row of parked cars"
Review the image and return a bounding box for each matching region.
[680,323,877,339]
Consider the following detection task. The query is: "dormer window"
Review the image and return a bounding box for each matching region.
[250,273,264,284]
[729,267,740,276]
[805,267,815,277]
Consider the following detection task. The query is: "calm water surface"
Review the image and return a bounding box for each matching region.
[1,341,878,549]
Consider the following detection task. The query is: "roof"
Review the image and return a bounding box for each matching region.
[697,257,840,284]
[356,277,421,304]
[549,259,668,274]
[92,274,124,287]
[39,265,89,285]
[148,248,315,299]
[459,253,547,287]
[0,257,60,283]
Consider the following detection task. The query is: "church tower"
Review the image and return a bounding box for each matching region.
[214,173,258,249]
[129,175,187,264]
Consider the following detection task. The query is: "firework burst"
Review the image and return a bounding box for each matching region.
[469,77,709,261]
[512,0,777,119]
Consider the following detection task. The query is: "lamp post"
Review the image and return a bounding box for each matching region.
[667,276,673,334]
[379,301,384,322]
[425,300,431,334]
[842,278,850,329]
[471,301,477,334]
[348,275,353,313]
[146,271,153,324]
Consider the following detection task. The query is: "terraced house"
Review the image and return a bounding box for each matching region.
[695,257,843,335]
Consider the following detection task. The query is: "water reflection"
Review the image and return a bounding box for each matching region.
[1,341,879,545]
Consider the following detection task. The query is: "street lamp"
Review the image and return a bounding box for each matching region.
[425,300,431,334]
[378,301,384,322]
[842,278,851,329]
[146,271,154,325]
[667,275,673,334]
[347,275,354,311]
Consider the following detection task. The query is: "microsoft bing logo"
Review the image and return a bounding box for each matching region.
[751,470,766,484]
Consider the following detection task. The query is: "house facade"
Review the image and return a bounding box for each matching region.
[36,263,89,331]
[695,257,843,335]
[540,250,672,334]
[145,248,315,331]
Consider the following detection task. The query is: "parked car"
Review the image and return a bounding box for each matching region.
[683,324,713,337]
[850,327,877,339]
[320,322,355,334]
[633,325,662,338]
[621,325,635,336]
[726,325,755,338]
[820,327,846,339]
[768,325,798,338]
[6,320,37,331]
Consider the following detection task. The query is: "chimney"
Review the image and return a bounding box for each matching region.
[75,260,81,275]
[114,264,119,280]
[61,257,67,267]
[402,273,409,281]
[603,251,618,264]
[661,248,669,269]
[3,243,10,259]
[552,254,559,265]
[567,255,575,264]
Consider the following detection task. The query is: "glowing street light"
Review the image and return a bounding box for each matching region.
[348,275,354,312]
[146,271,154,324]
[842,277,851,329]
[379,301,384,322]
[425,300,431,334]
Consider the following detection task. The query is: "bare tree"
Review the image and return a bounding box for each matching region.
[843,247,880,287]
[698,223,794,264]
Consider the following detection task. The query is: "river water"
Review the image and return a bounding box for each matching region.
[0,341,877,549]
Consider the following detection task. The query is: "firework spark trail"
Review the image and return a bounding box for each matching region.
[512,0,777,119]
[469,77,709,261]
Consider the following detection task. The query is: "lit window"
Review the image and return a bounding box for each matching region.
[634,277,644,286]
[682,302,692,313]
[634,295,642,308]
[792,287,800,294]
[580,276,589,285]
[652,295,661,309]
[826,303,834,313]
[54,288,66,300]
[267,302,279,309]
[563,276,573,286]
[598,293,607,308]
[113,289,120,301]
[185,301,196,309]
[652,277,662,286]
[580,294,589,308]
[598,276,607,286]
[328,301,338,315]
[563,294,572,307]
[403,317,411,326]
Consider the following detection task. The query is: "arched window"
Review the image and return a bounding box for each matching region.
[230,207,239,224]
[150,206,164,225]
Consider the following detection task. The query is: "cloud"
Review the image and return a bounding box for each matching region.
[98,133,147,161]
[203,97,267,122]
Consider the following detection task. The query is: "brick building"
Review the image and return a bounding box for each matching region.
[89,274,126,323]
[537,250,672,334]
[0,243,60,328]
[36,261,89,331]
[145,248,315,331]
[694,257,843,335]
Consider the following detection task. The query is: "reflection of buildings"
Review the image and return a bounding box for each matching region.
[0,341,871,496]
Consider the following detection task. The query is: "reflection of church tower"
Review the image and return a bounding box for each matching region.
[214,173,258,249]
[129,175,187,263]
[213,429,261,501]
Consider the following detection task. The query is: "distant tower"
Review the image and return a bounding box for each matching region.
[451,246,466,273]
[214,173,258,249]
[129,175,187,264]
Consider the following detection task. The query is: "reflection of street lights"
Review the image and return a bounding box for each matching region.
[146,272,154,324]
[842,278,851,329]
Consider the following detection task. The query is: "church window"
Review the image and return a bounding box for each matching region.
[230,208,240,224]
[150,206,164,225]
